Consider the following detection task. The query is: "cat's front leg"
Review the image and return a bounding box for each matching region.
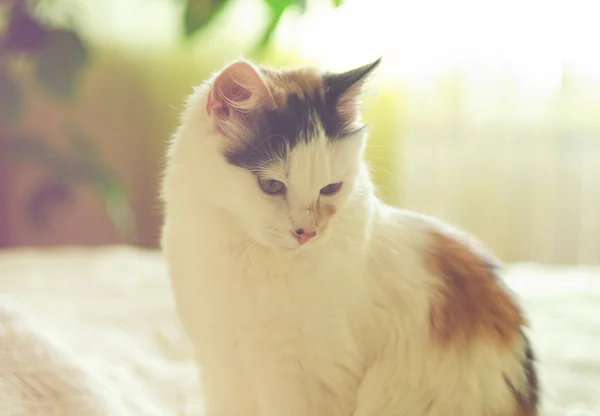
[199,358,259,416]
[351,339,537,416]
[350,360,407,416]
[202,355,314,416]
[251,368,314,416]
[256,390,312,416]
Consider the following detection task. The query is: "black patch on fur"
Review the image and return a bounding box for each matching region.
[483,258,500,272]
[522,332,539,410]
[504,331,539,414]
[321,58,381,140]
[224,59,381,172]
[224,93,322,171]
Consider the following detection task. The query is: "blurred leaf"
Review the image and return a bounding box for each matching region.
[28,177,73,228]
[68,131,135,241]
[255,0,298,52]
[27,0,61,6]
[332,0,343,7]
[183,0,230,37]
[36,30,88,99]
[7,136,67,167]
[264,0,291,15]
[94,179,136,241]
[3,7,51,52]
[254,14,282,53]
[292,0,306,12]
[8,133,135,240]
[0,65,22,123]
[8,136,90,188]
[68,129,95,159]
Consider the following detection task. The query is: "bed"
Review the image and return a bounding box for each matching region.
[0,246,598,415]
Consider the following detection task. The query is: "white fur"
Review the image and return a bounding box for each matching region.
[161,79,529,415]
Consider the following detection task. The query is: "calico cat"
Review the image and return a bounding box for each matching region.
[161,58,539,416]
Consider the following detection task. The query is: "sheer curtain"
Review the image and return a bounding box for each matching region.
[43,0,600,263]
[278,0,600,264]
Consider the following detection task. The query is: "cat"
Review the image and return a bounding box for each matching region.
[161,57,539,416]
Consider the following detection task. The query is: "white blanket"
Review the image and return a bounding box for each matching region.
[0,246,598,415]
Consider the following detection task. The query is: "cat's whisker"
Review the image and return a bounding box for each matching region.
[333,231,385,268]
[334,224,413,257]
[324,241,368,277]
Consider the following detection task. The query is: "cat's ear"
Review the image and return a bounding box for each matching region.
[206,60,275,142]
[323,58,381,121]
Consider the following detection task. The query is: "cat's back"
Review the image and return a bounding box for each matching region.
[362,205,537,415]
[369,204,526,349]
[371,203,502,285]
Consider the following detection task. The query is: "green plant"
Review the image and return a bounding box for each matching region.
[0,0,133,239]
[0,0,344,241]
[183,0,345,50]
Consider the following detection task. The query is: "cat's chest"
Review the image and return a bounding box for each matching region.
[174,249,367,349]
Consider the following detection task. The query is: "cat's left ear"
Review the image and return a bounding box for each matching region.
[206,60,276,144]
[323,58,381,121]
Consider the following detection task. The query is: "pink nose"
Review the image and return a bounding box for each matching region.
[292,228,317,245]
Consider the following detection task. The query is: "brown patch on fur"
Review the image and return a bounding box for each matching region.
[314,202,336,232]
[427,230,525,348]
[261,67,324,109]
[322,204,336,217]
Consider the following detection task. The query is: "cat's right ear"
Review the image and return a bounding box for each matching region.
[206,60,275,144]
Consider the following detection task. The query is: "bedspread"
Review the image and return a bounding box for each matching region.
[0,246,598,415]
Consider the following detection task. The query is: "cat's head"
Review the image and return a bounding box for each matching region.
[176,58,380,252]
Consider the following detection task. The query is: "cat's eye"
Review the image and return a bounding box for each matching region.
[320,182,343,195]
[258,178,286,195]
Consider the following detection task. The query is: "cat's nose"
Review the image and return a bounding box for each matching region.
[292,228,317,245]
